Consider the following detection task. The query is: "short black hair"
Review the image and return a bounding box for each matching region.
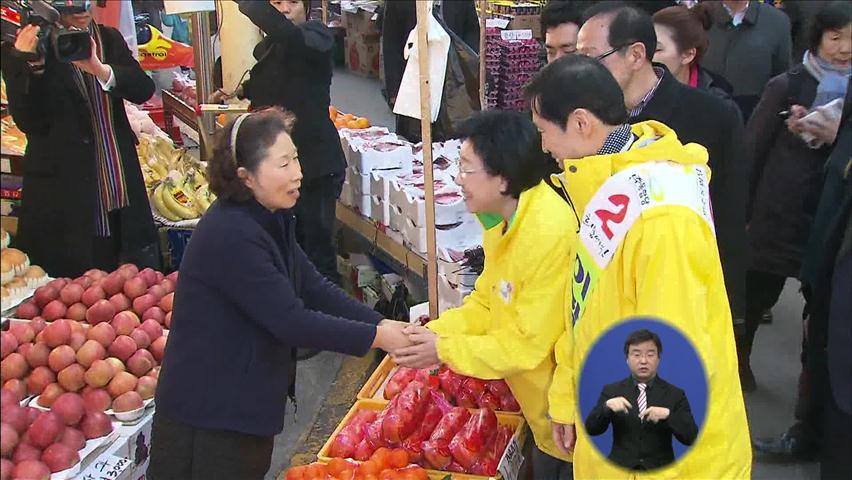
[454,110,554,199]
[208,108,296,201]
[623,329,663,356]
[541,1,584,33]
[583,1,657,61]
[524,54,627,128]
[807,1,851,54]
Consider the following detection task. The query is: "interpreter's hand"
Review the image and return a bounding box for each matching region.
[372,320,413,353]
[639,406,670,423]
[14,25,40,53]
[391,326,439,369]
[605,396,632,414]
[551,422,576,455]
[72,37,111,83]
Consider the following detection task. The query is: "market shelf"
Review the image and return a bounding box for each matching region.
[336,201,427,278]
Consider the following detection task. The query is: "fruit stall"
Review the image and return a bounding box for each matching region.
[1,257,173,479]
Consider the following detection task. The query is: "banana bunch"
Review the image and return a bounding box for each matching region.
[136,134,205,190]
[151,169,216,221]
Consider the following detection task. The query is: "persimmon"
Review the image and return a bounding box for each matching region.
[388,449,409,469]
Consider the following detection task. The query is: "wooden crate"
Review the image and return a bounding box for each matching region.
[317,399,527,480]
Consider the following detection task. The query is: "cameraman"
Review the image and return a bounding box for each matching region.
[1,1,158,277]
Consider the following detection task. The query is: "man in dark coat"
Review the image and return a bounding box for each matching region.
[238,0,345,284]
[577,2,749,349]
[1,3,158,278]
[585,329,698,471]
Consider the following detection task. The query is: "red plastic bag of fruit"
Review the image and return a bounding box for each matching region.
[448,408,499,469]
[385,367,417,399]
[422,406,471,470]
[329,410,377,458]
[401,398,444,463]
[382,380,430,444]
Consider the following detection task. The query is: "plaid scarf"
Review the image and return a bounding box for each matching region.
[71,23,128,236]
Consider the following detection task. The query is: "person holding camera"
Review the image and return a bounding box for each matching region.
[1,1,158,278]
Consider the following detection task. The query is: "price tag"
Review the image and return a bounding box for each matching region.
[0,157,10,174]
[80,454,133,480]
[497,435,524,480]
[500,30,533,41]
[486,18,511,29]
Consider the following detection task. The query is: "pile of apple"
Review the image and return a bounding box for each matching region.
[2,387,114,477]
[14,264,176,330]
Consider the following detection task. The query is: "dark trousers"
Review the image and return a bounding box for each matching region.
[742,270,788,362]
[531,445,573,480]
[293,173,344,284]
[147,413,275,480]
[822,395,852,479]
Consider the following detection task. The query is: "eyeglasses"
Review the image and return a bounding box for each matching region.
[594,44,628,61]
[457,169,486,179]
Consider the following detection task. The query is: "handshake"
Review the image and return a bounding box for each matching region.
[372,320,441,369]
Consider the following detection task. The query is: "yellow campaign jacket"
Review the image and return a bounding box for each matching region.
[427,181,577,462]
[548,121,751,479]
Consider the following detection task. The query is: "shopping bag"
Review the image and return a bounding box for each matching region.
[393,1,451,122]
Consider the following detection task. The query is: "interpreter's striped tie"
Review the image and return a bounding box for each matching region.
[638,383,648,415]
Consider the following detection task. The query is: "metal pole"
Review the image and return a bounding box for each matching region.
[416,1,439,319]
[322,0,329,25]
[191,11,215,157]
[479,0,487,109]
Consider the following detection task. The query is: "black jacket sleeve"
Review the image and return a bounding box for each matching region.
[100,26,155,105]
[714,100,749,319]
[0,43,51,136]
[239,1,333,56]
[745,73,788,216]
[664,388,699,446]
[295,243,383,325]
[585,387,616,436]
[381,0,417,101]
[212,224,377,356]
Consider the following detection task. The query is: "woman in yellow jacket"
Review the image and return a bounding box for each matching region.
[393,110,577,479]
[525,55,750,479]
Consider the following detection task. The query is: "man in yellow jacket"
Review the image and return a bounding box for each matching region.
[524,55,751,479]
[393,110,577,479]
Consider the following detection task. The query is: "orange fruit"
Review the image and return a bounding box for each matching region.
[359,460,381,475]
[346,120,360,129]
[328,458,352,475]
[329,105,338,119]
[343,113,355,121]
[285,465,307,480]
[388,449,409,469]
[378,471,398,480]
[371,447,392,467]
[355,117,370,129]
[304,463,328,478]
[335,119,346,129]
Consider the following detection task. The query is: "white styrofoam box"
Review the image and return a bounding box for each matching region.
[409,302,430,324]
[340,181,354,207]
[369,169,401,201]
[399,187,468,227]
[348,166,371,198]
[357,140,415,174]
[388,172,453,212]
[339,126,392,152]
[438,274,473,312]
[352,194,371,217]
[369,195,391,226]
[389,203,406,232]
[403,216,483,254]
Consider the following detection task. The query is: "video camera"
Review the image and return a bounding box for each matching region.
[0,0,92,62]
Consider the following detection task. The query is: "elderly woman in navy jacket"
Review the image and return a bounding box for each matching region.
[147,109,411,479]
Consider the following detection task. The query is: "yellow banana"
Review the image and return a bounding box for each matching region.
[152,183,181,221]
[195,184,211,212]
[162,178,198,220]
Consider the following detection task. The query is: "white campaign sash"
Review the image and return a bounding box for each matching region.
[571,162,715,325]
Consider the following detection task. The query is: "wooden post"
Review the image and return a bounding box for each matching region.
[321,0,329,25]
[479,0,487,109]
[416,1,440,319]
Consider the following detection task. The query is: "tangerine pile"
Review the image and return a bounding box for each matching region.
[286,448,428,480]
[330,106,370,130]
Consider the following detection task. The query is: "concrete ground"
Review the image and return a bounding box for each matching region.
[263,69,824,480]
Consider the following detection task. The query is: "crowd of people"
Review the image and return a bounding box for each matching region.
[2,0,850,479]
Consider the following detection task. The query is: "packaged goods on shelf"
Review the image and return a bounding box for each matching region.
[484,28,542,111]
